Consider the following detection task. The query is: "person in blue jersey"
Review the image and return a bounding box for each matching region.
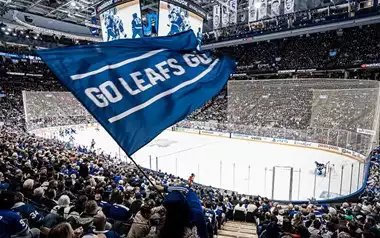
[147,12,158,36]
[104,12,116,42]
[157,190,200,238]
[108,191,131,221]
[204,201,217,238]
[180,11,190,32]
[131,13,143,39]
[113,15,126,39]
[0,192,40,238]
[95,193,111,216]
[167,5,182,36]
[11,192,44,227]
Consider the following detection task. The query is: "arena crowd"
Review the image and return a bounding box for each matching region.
[0,26,380,238]
[215,24,380,73]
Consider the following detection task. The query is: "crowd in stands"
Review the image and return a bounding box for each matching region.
[183,79,378,154]
[1,76,380,238]
[1,25,380,78]
[0,23,380,238]
[215,24,380,73]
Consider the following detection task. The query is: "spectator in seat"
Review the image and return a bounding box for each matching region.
[50,195,72,219]
[234,202,246,214]
[158,191,199,238]
[44,188,58,210]
[31,187,45,205]
[0,191,40,238]
[130,192,143,216]
[11,192,44,227]
[308,219,322,237]
[22,179,35,199]
[204,201,217,238]
[127,202,153,238]
[83,213,119,238]
[79,159,89,179]
[47,222,83,238]
[108,191,132,221]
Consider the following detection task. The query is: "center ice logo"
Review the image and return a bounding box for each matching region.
[148,139,177,148]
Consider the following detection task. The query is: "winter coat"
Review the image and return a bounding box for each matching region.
[127,212,150,238]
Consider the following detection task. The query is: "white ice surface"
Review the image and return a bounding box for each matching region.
[54,127,365,201]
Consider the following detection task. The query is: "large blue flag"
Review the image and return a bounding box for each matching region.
[36,31,235,156]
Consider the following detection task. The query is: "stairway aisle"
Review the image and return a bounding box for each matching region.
[216,221,258,238]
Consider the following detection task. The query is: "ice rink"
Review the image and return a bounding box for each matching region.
[57,126,364,201]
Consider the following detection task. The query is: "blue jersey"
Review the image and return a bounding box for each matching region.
[108,204,131,221]
[132,18,142,30]
[170,12,183,27]
[11,202,44,226]
[204,208,216,224]
[106,14,115,30]
[0,210,29,238]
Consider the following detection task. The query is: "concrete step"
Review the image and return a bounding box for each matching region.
[216,221,258,238]
[217,230,256,238]
[224,224,256,231]
[222,226,256,234]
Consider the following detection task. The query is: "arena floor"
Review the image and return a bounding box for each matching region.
[56,126,364,201]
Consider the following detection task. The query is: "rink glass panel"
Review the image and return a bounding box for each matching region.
[22,79,380,201]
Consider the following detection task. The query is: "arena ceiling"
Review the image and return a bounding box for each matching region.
[0,0,159,26]
[0,0,248,27]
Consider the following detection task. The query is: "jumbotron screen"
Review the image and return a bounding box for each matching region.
[99,0,143,41]
[158,0,203,40]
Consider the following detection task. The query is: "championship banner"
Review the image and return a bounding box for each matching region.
[229,0,237,24]
[36,31,236,156]
[213,5,221,29]
[284,0,295,14]
[248,0,257,22]
[258,0,268,20]
[221,2,229,27]
[270,0,280,17]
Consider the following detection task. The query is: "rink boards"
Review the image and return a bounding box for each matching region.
[29,123,369,201]
[173,127,366,163]
[30,123,366,163]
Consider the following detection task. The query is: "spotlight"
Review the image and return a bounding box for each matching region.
[70,1,76,7]
[33,35,38,39]
[1,27,5,31]
[20,31,24,34]
[5,32,9,35]
[6,28,11,32]
[26,35,30,38]
[12,32,16,36]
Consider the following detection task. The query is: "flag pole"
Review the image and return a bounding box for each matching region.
[125,154,165,199]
